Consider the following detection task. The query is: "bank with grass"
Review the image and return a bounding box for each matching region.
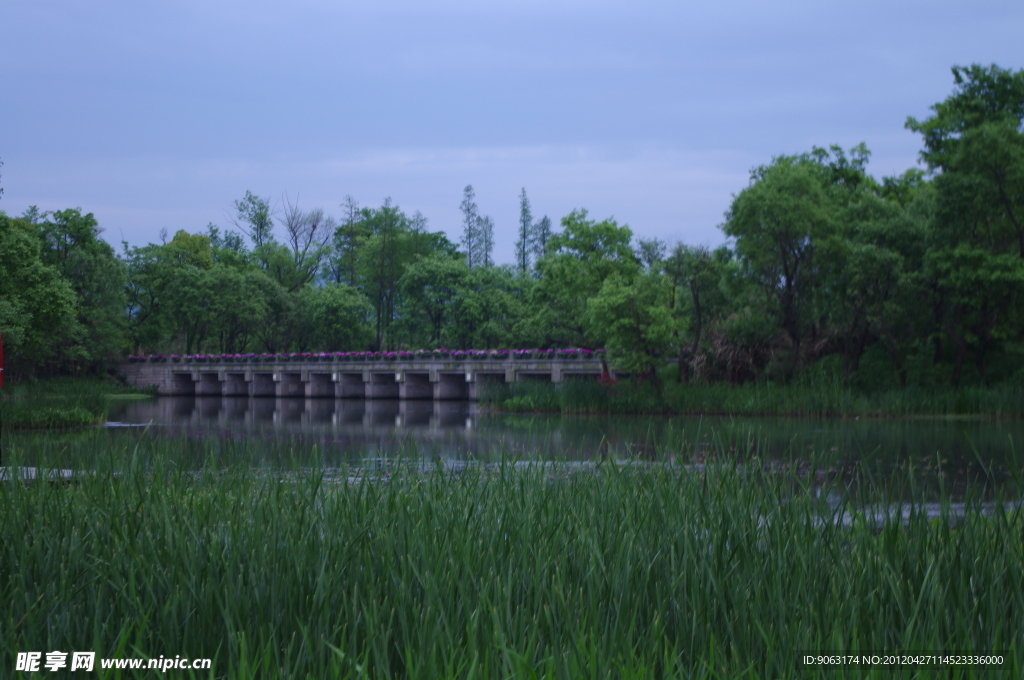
[481,370,1024,419]
[0,378,156,430]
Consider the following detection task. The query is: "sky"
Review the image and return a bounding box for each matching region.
[2,0,1022,264]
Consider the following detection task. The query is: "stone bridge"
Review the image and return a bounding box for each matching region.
[121,357,616,400]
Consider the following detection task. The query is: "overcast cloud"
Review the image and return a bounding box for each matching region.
[2,0,1021,262]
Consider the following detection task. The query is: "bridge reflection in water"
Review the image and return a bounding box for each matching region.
[108,396,557,463]
[116,397,478,433]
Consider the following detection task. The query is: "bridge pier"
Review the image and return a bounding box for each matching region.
[222,372,249,396]
[366,371,399,399]
[195,372,223,396]
[333,372,365,398]
[305,372,334,398]
[433,372,469,400]
[275,371,304,397]
[250,372,275,396]
[398,371,432,399]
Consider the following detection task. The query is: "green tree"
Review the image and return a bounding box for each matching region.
[329,196,367,286]
[357,200,452,350]
[515,188,534,275]
[532,215,552,264]
[663,244,728,383]
[460,185,481,269]
[906,64,1024,384]
[205,267,274,354]
[397,254,471,347]
[587,270,674,393]
[533,209,639,348]
[233,191,275,254]
[445,266,532,350]
[296,284,372,352]
[37,209,128,372]
[204,223,250,268]
[722,155,841,381]
[0,215,79,375]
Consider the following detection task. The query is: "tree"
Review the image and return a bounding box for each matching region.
[233,190,274,246]
[515,188,534,275]
[397,254,470,347]
[204,223,250,268]
[460,185,481,268]
[357,200,452,349]
[0,215,79,376]
[664,244,727,383]
[459,185,494,269]
[722,155,841,380]
[446,266,531,349]
[478,215,494,268]
[37,209,128,372]
[532,215,552,262]
[277,194,335,291]
[906,64,1024,384]
[233,191,275,268]
[587,270,674,394]
[533,209,639,348]
[926,246,1024,385]
[296,284,372,352]
[636,237,666,270]
[907,64,1024,257]
[329,196,367,286]
[20,206,42,224]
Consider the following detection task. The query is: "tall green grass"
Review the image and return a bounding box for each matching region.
[2,434,1021,678]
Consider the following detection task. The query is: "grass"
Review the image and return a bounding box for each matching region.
[0,377,156,430]
[481,375,1024,419]
[1,432,1022,678]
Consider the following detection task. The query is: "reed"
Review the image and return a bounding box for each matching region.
[1,433,1021,678]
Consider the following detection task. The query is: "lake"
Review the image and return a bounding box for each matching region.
[99,395,1024,500]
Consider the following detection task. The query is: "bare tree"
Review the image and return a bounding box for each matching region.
[279,193,336,289]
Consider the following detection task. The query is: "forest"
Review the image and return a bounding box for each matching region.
[2,64,1023,391]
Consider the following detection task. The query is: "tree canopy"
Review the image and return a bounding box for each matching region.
[5,64,1024,390]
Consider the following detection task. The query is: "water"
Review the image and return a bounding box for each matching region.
[103,396,1024,484]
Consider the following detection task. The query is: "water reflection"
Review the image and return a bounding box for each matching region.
[113,396,475,434]
[107,396,1024,473]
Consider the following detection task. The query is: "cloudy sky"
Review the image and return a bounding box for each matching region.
[2,0,1021,263]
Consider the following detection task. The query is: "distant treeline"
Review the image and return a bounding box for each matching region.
[2,64,1023,389]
